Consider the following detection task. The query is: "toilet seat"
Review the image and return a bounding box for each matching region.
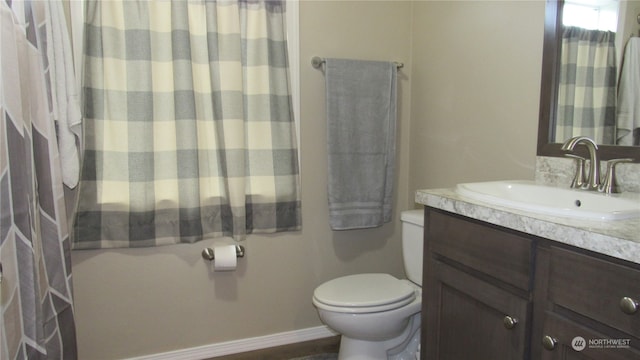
[313,273,416,314]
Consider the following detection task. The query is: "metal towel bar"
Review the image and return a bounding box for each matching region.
[311,56,403,69]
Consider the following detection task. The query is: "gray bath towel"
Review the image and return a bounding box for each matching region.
[324,58,397,230]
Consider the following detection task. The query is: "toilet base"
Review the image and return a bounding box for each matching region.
[337,313,421,360]
[338,337,391,360]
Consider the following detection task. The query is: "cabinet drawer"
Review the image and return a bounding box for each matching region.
[427,209,533,291]
[539,312,640,360]
[547,246,640,336]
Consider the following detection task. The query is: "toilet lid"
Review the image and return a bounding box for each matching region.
[313,274,415,312]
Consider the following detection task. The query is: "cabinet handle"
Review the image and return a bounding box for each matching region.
[542,335,558,351]
[620,297,639,315]
[503,315,518,329]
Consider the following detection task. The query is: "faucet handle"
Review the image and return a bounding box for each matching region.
[599,158,634,194]
[564,154,587,189]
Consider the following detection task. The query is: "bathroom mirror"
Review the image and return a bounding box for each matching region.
[537,0,640,162]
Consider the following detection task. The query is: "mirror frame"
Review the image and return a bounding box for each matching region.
[537,0,640,162]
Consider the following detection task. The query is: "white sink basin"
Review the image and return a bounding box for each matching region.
[455,180,640,221]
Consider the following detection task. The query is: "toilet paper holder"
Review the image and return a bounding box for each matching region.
[201,245,245,261]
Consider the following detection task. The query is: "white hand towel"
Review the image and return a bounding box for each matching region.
[617,37,640,146]
[45,1,82,188]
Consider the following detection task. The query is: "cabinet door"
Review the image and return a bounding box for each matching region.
[538,312,640,360]
[424,260,530,360]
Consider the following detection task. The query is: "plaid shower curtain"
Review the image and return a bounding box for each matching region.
[73,0,301,249]
[555,26,617,144]
[1,1,77,358]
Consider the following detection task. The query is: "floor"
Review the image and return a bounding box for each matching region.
[290,354,338,360]
[211,336,340,360]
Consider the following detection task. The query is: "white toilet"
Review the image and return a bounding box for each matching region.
[313,210,424,360]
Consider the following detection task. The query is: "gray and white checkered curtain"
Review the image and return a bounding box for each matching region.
[73,0,301,249]
[555,26,617,144]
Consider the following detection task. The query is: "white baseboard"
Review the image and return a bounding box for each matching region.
[127,325,338,360]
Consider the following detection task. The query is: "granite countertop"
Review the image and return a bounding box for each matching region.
[415,187,640,265]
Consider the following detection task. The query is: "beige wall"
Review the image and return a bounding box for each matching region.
[408,1,543,193]
[71,1,545,359]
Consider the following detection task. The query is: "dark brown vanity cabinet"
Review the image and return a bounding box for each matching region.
[422,209,535,360]
[422,207,640,360]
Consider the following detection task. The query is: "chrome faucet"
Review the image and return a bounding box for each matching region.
[564,153,586,189]
[599,158,633,194]
[561,136,633,194]
[561,136,600,191]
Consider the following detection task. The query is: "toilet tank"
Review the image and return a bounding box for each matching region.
[401,210,425,286]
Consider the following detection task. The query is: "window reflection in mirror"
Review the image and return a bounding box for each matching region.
[563,1,618,32]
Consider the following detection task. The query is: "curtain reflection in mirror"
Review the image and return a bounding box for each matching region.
[555,26,617,145]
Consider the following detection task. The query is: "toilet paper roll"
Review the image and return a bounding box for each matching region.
[214,245,237,271]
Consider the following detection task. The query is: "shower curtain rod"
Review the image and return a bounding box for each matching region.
[311,56,403,69]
